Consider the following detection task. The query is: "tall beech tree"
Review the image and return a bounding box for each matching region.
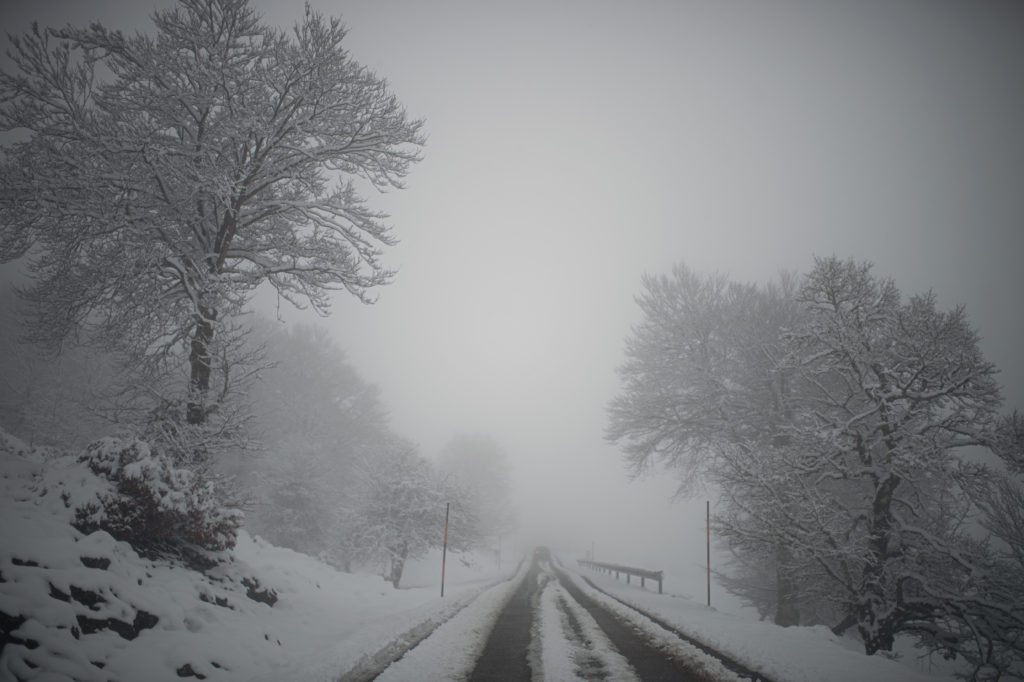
[0,0,423,429]
[783,259,1002,655]
[609,257,1022,672]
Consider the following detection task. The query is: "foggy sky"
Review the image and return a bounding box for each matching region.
[2,0,1023,603]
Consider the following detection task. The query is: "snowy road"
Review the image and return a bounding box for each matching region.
[541,561,706,681]
[521,557,697,681]
[374,551,764,681]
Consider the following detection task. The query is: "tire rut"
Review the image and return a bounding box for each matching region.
[467,557,541,681]
[573,574,777,682]
[554,592,611,680]
[468,554,756,681]
[554,567,710,682]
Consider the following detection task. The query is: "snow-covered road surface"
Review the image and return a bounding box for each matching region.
[373,552,758,681]
[534,571,641,681]
[357,551,957,681]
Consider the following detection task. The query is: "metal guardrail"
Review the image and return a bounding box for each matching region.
[577,559,663,594]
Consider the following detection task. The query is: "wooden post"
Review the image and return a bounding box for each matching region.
[706,499,711,607]
[441,502,450,597]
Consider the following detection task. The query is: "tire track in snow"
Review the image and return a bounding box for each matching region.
[371,553,749,681]
[566,568,778,682]
[547,577,640,681]
[531,558,640,681]
[552,564,714,682]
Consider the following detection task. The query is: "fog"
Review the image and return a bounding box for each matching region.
[3,0,1023,609]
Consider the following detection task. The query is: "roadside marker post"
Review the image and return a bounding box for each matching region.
[441,502,450,597]
[706,500,711,608]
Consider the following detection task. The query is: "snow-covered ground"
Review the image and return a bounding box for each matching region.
[557,555,958,682]
[241,542,517,682]
[372,559,529,681]
[0,430,517,682]
[367,553,957,682]
[0,428,983,682]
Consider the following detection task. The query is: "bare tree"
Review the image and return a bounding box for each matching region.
[0,0,424,430]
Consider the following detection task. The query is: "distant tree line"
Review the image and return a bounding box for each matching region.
[0,295,515,585]
[229,321,515,587]
[608,257,1023,680]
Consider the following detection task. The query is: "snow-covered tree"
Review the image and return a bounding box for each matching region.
[606,263,808,624]
[344,445,478,588]
[776,258,1002,655]
[0,0,424,431]
[0,288,115,447]
[436,434,516,545]
[232,321,393,565]
[608,257,1022,671]
[607,264,736,488]
[950,413,1024,679]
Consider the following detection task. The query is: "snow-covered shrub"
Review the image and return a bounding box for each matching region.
[73,436,242,557]
[0,427,296,680]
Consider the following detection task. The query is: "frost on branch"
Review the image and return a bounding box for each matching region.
[0,0,424,429]
[342,445,482,588]
[607,257,1023,675]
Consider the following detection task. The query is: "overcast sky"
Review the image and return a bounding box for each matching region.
[3,0,1023,602]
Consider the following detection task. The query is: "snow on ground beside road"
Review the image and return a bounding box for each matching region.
[373,556,530,681]
[0,428,516,682]
[1,423,969,682]
[559,556,950,682]
[242,542,517,682]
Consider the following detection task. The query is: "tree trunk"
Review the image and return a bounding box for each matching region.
[774,543,800,627]
[857,473,902,654]
[389,542,408,589]
[831,613,857,637]
[186,306,216,425]
[858,608,897,655]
